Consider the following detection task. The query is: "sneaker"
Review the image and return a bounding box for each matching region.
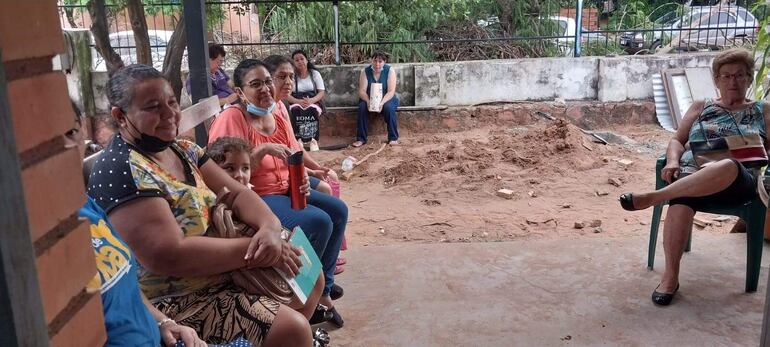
[330,283,344,300]
[309,138,320,152]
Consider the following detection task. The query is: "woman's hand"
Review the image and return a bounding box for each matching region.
[275,242,303,277]
[662,162,681,184]
[300,171,311,197]
[245,227,284,267]
[160,321,206,347]
[300,97,311,108]
[257,143,294,161]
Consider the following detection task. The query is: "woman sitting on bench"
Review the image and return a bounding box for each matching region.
[352,49,399,147]
[87,64,322,346]
[207,58,348,328]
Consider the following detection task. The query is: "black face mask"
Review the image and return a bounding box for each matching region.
[124,117,175,153]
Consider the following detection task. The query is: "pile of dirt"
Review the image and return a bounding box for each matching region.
[375,119,611,190]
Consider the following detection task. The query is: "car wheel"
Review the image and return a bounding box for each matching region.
[649,42,661,54]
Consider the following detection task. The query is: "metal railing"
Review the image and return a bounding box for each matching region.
[56,0,769,68]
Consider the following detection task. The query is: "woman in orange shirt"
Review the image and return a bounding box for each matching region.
[208,59,347,328]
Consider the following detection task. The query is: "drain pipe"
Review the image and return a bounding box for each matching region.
[574,0,583,57]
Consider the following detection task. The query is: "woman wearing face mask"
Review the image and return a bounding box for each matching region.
[88,64,323,346]
[208,59,348,328]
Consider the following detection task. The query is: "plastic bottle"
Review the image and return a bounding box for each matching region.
[341,156,357,172]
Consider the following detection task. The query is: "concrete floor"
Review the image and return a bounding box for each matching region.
[325,234,770,347]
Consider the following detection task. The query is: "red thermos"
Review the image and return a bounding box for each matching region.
[288,151,307,210]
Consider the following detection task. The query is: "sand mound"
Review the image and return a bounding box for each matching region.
[374,119,608,190]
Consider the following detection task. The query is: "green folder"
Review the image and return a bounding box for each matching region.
[278,226,322,304]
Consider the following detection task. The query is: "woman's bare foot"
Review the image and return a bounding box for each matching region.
[351,140,365,147]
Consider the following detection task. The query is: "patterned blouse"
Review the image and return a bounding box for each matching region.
[679,99,767,176]
[88,135,225,300]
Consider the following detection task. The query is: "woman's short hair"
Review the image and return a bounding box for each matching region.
[291,49,317,71]
[371,50,389,61]
[106,64,164,111]
[712,48,755,77]
[209,43,226,60]
[207,136,253,164]
[233,59,270,88]
[263,55,293,74]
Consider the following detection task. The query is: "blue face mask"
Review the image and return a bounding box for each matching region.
[241,92,275,117]
[247,101,276,117]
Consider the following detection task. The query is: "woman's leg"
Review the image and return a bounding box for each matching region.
[262,195,335,294]
[356,100,369,143]
[381,97,399,142]
[306,190,348,297]
[289,274,324,319]
[263,305,313,347]
[659,204,696,293]
[631,159,739,210]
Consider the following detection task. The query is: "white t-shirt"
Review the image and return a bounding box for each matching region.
[295,69,325,94]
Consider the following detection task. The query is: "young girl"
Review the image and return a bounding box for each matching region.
[207,136,254,188]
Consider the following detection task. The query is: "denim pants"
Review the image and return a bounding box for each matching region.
[261,178,348,296]
[357,96,399,143]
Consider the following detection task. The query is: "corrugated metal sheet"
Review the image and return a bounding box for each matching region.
[653,73,675,132]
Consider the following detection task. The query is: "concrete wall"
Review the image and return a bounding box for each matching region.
[72,45,718,114]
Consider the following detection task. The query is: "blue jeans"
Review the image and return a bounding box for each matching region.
[357,96,399,143]
[261,179,348,296]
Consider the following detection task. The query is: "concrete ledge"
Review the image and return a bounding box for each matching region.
[320,100,656,139]
[326,105,449,112]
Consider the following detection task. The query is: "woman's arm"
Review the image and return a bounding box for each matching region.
[661,100,705,183]
[358,70,369,102]
[381,68,397,104]
[285,94,303,104]
[142,292,206,347]
[310,90,326,104]
[108,197,253,277]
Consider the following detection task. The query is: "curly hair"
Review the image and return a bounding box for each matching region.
[207,136,253,164]
[712,48,755,82]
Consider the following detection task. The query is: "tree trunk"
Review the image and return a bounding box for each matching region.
[496,0,513,34]
[126,0,152,65]
[163,15,187,101]
[87,0,124,75]
[64,7,78,28]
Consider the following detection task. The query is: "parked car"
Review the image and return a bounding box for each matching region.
[619,5,757,54]
[547,16,607,56]
[94,30,181,71]
[675,5,758,50]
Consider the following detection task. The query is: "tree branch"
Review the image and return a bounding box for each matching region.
[126,0,152,65]
[163,14,188,101]
[87,0,124,75]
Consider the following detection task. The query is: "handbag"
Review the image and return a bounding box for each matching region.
[690,109,769,169]
[208,187,294,304]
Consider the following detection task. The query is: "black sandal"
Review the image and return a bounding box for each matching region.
[328,306,344,328]
[651,283,679,306]
[309,304,333,325]
[619,193,638,211]
[330,283,344,300]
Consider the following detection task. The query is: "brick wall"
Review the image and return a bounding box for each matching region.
[558,8,600,30]
[0,1,106,346]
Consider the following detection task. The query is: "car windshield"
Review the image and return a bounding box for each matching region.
[654,12,680,25]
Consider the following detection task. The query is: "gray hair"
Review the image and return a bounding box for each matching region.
[106,64,164,111]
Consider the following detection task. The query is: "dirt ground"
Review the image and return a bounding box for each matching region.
[311,117,743,247]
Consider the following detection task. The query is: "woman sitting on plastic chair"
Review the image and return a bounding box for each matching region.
[619,48,770,306]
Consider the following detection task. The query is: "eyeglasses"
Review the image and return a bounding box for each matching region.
[718,73,749,82]
[245,78,273,89]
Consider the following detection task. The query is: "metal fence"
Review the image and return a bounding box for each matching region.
[56,0,769,69]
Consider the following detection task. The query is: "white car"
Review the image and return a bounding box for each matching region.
[93,30,179,71]
[547,16,607,56]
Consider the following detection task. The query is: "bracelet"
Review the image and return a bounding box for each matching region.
[158,318,176,327]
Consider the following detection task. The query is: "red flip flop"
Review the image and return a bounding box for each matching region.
[336,257,347,266]
[334,265,345,275]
